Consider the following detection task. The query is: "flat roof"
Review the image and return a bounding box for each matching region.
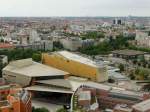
[25,85,73,94]
[112,50,145,56]
[84,81,111,91]
[54,51,98,67]
[108,71,129,80]
[35,79,72,89]
[132,99,150,112]
[110,88,143,98]
[3,59,69,77]
[0,43,14,49]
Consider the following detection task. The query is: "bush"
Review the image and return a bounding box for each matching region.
[56,108,67,112]
[32,53,41,62]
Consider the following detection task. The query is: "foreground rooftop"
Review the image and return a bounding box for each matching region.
[3,58,69,77]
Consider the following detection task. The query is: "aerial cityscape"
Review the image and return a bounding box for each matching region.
[0,0,150,112]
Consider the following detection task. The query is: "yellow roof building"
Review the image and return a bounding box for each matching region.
[42,51,108,82]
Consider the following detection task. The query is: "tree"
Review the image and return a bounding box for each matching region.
[81,31,105,39]
[80,41,112,55]
[53,41,63,50]
[118,64,125,72]
[32,53,41,62]
[0,49,42,62]
[0,39,4,42]
[135,68,150,80]
[56,108,67,112]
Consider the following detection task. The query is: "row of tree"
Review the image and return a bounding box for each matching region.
[79,35,129,55]
[0,49,42,77]
[81,31,105,40]
[0,49,42,62]
[128,45,150,53]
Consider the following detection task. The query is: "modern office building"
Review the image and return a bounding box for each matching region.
[113,19,122,25]
[42,51,108,82]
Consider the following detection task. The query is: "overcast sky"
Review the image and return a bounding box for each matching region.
[0,0,150,17]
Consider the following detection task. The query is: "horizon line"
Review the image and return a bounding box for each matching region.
[0,16,150,18]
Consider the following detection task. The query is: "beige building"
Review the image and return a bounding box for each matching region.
[136,31,150,48]
[2,58,69,87]
[60,37,82,51]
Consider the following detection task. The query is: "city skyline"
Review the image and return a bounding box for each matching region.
[0,0,150,17]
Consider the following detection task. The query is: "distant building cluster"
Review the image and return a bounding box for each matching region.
[0,17,150,112]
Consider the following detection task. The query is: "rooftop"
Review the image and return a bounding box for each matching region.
[132,99,150,112]
[25,85,73,94]
[112,49,145,56]
[0,43,14,49]
[108,71,129,81]
[53,51,98,67]
[35,79,72,89]
[110,88,143,99]
[84,81,111,91]
[3,58,69,77]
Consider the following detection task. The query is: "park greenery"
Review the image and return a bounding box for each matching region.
[128,45,150,53]
[79,32,150,55]
[130,68,150,80]
[0,49,42,62]
[81,31,105,40]
[79,35,129,55]
[62,31,105,40]
[56,108,67,112]
[118,64,125,72]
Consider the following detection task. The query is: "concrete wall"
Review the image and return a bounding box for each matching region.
[2,71,31,87]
